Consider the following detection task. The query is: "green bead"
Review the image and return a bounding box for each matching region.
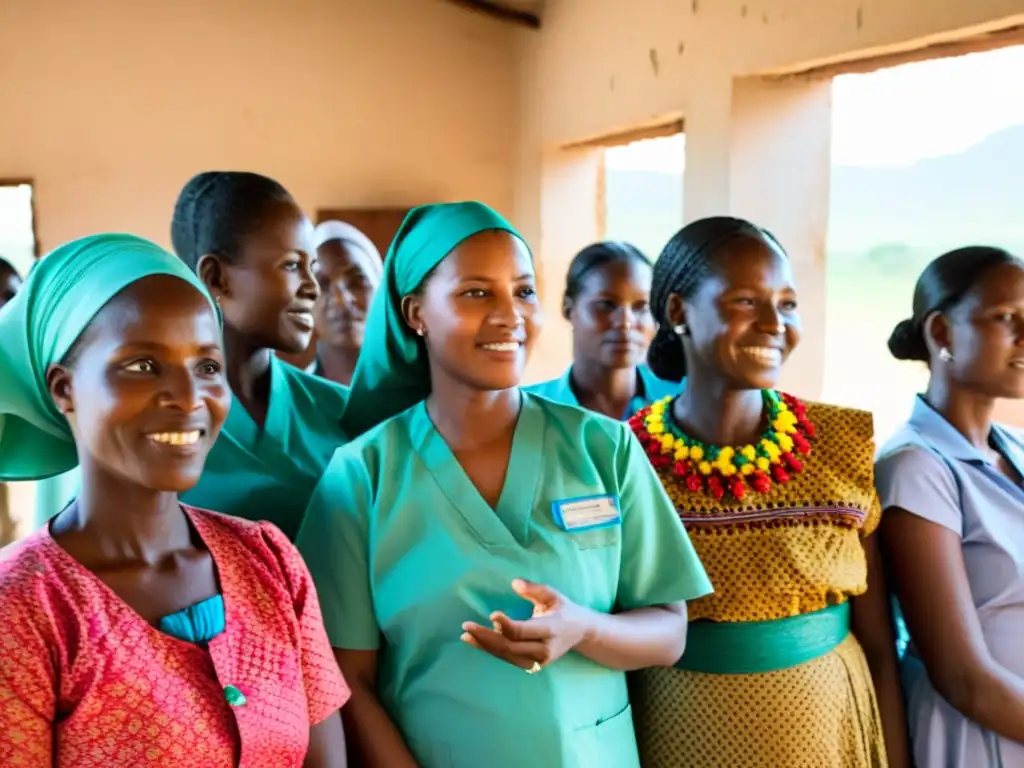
[224,685,247,707]
[734,455,749,466]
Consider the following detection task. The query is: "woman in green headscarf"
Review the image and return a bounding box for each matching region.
[296,201,712,768]
[0,234,348,766]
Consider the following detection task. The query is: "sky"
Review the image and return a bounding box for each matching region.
[605,44,1024,172]
[832,44,1024,168]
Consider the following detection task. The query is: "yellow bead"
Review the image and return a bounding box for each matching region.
[690,446,704,461]
[674,445,690,460]
[756,457,770,471]
[698,461,712,475]
[776,433,794,452]
[721,464,737,477]
[648,423,664,435]
[741,463,754,475]
[660,434,675,451]
[740,445,757,461]
[718,446,735,461]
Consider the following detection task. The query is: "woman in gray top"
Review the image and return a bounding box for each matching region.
[875,246,1024,767]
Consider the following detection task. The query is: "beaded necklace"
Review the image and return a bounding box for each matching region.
[628,390,815,500]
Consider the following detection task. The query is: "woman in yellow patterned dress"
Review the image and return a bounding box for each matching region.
[627,217,909,768]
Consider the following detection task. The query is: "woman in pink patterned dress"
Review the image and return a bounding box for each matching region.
[0,234,349,767]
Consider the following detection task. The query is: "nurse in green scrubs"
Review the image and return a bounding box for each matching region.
[170,171,348,539]
[527,241,681,419]
[297,202,712,768]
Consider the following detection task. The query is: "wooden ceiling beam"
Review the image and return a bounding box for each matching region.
[444,0,541,29]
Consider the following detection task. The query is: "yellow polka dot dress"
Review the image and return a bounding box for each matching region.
[628,398,888,768]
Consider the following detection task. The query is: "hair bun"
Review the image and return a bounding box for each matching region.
[887,318,929,362]
[647,325,686,382]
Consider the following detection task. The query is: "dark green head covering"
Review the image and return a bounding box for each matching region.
[340,202,530,437]
[0,234,216,481]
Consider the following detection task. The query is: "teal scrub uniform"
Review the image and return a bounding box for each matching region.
[298,392,712,768]
[527,365,682,420]
[182,355,348,540]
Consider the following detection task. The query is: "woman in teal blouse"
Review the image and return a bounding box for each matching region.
[297,202,712,768]
[528,241,680,419]
[170,171,349,539]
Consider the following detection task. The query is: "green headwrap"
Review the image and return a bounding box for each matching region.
[0,233,216,481]
[340,202,530,437]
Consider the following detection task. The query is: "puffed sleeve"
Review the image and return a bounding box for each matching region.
[0,551,57,764]
[260,522,352,723]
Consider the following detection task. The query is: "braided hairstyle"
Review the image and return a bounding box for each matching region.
[170,171,295,271]
[562,240,651,319]
[647,216,784,382]
[888,246,1021,362]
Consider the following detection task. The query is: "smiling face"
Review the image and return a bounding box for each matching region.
[313,239,380,350]
[567,258,655,369]
[402,229,541,392]
[210,200,319,355]
[671,235,800,390]
[930,260,1024,399]
[48,275,230,493]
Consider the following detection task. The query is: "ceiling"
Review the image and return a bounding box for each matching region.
[446,0,545,27]
[494,0,545,13]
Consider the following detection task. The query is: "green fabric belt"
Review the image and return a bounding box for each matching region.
[676,602,851,675]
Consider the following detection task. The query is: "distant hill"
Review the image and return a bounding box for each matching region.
[828,124,1024,254]
[602,123,1024,258]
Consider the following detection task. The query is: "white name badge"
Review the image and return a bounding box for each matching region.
[552,494,622,532]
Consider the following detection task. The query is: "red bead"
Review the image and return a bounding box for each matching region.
[685,473,704,492]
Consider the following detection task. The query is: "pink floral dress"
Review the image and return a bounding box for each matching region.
[0,506,349,767]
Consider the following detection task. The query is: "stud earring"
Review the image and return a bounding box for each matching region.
[416,327,426,337]
[673,323,688,336]
[939,347,953,362]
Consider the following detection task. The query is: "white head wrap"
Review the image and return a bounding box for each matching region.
[313,220,384,280]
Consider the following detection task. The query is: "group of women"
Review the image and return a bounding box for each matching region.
[0,170,1021,768]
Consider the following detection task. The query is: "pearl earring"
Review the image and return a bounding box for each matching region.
[673,323,688,336]
[939,347,953,362]
[416,327,426,337]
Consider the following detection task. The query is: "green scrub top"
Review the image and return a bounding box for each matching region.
[526,365,682,421]
[181,356,348,540]
[298,392,712,768]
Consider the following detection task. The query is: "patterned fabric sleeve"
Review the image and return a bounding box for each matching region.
[258,522,351,725]
[0,561,57,765]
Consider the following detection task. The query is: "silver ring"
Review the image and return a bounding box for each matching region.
[525,661,542,675]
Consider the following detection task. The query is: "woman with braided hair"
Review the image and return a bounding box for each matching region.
[171,171,349,540]
[627,217,908,768]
